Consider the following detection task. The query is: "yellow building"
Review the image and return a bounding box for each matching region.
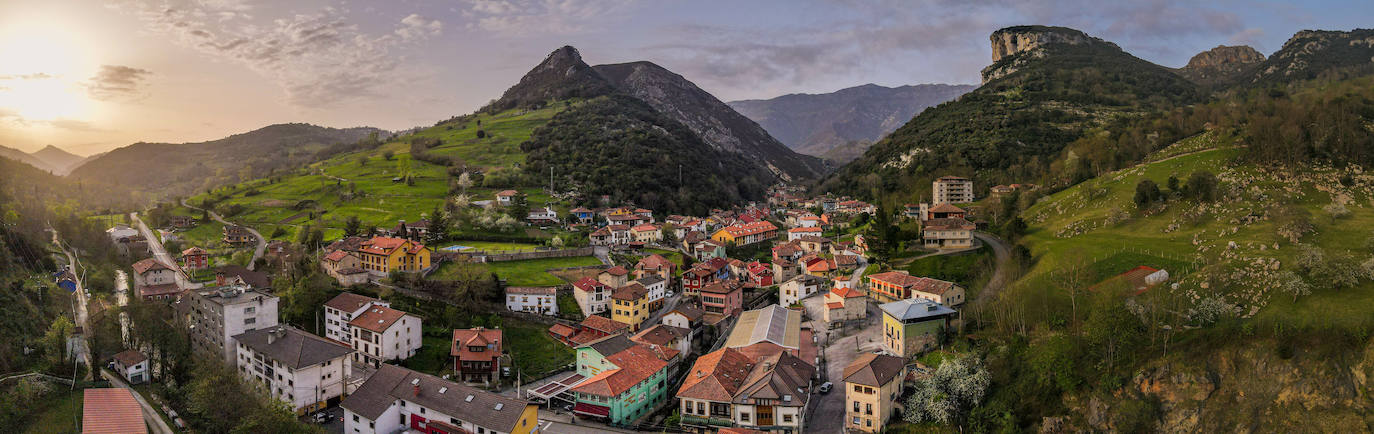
[843,353,907,432]
[611,282,650,331]
[355,236,431,273]
[880,298,957,358]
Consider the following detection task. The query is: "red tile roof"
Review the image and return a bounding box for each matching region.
[496,190,518,197]
[831,286,866,299]
[324,249,352,262]
[676,348,754,402]
[603,266,629,276]
[82,388,147,434]
[548,323,576,338]
[113,349,146,366]
[611,282,648,301]
[349,305,410,333]
[451,328,502,362]
[131,258,170,275]
[929,203,965,213]
[357,236,427,256]
[580,315,630,334]
[716,221,778,238]
[571,343,674,397]
[324,292,383,312]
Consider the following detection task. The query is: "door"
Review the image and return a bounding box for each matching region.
[757,405,774,426]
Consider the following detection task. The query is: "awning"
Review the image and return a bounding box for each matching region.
[530,373,587,400]
[573,403,610,418]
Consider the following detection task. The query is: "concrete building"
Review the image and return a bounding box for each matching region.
[111,350,149,385]
[823,280,868,323]
[323,292,389,345]
[348,305,423,368]
[921,217,976,250]
[778,274,825,307]
[174,285,279,366]
[452,327,503,385]
[572,277,611,316]
[341,364,539,434]
[880,298,957,358]
[505,286,558,315]
[933,175,973,204]
[843,353,907,432]
[234,325,354,414]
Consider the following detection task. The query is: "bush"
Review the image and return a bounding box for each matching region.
[476,130,487,139]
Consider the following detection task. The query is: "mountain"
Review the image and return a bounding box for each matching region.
[0,145,57,173]
[823,25,1201,202]
[487,46,827,182]
[71,123,383,200]
[1246,28,1374,85]
[727,83,975,162]
[1176,45,1265,87]
[27,145,91,175]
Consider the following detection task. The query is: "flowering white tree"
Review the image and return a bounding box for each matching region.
[1275,270,1311,302]
[903,356,990,425]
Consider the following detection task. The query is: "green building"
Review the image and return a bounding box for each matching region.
[880,298,957,358]
[570,334,680,425]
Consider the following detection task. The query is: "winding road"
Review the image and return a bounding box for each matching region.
[181,199,267,270]
[49,227,93,380]
[972,231,1012,306]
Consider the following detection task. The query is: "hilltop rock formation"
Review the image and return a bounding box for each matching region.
[1176,45,1265,86]
[1249,29,1374,84]
[983,26,1117,83]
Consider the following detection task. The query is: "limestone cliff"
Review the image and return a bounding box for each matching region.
[1176,45,1265,86]
[982,25,1117,83]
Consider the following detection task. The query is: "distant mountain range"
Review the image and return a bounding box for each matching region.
[728,83,975,163]
[0,144,100,175]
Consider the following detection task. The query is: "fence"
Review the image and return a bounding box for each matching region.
[468,246,597,263]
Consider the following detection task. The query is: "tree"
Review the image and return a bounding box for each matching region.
[1133,179,1162,209]
[1084,293,1146,374]
[343,216,362,237]
[428,204,450,243]
[476,129,486,139]
[1324,202,1351,223]
[1185,171,1219,202]
[1275,270,1312,302]
[383,150,395,161]
[238,164,253,183]
[1053,250,1092,326]
[506,193,529,220]
[456,171,474,194]
[357,155,368,166]
[42,315,74,366]
[902,356,991,426]
[1166,175,1180,193]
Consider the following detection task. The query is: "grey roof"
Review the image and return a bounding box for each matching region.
[879,298,957,321]
[580,334,637,357]
[232,325,353,369]
[342,364,531,431]
[725,305,800,350]
[341,363,410,419]
[733,351,814,407]
[843,353,906,387]
[184,285,275,307]
[636,275,666,286]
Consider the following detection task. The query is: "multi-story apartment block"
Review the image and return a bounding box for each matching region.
[174,285,279,366]
[348,304,423,368]
[234,325,353,414]
[342,364,539,434]
[323,292,389,345]
[932,175,974,204]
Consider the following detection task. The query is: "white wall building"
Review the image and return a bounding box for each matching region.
[234,325,353,414]
[638,275,668,307]
[505,286,558,315]
[112,350,149,384]
[323,292,389,345]
[174,285,279,366]
[341,364,538,434]
[348,305,423,368]
[572,278,610,315]
[779,274,826,307]
[933,176,974,204]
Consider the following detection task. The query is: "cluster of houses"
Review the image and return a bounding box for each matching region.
[320,235,433,285]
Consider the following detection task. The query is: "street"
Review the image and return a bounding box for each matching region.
[116,269,129,345]
[131,212,200,290]
[50,226,94,380]
[181,198,267,270]
[800,292,884,434]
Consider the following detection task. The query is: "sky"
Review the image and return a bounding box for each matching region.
[0,0,1370,156]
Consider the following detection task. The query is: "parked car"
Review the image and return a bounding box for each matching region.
[818,382,833,394]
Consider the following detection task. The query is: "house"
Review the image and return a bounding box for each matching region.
[880,298,957,358]
[926,203,967,220]
[114,234,149,257]
[778,274,825,307]
[700,281,743,316]
[631,224,662,243]
[214,265,270,289]
[837,200,876,215]
[132,258,179,301]
[322,249,369,286]
[844,353,907,432]
[570,335,679,425]
[725,305,814,363]
[922,217,976,250]
[570,207,596,224]
[933,175,974,204]
[786,226,823,241]
[823,280,868,323]
[173,285,280,366]
[233,325,354,414]
[323,292,389,345]
[989,184,1015,197]
[180,247,209,270]
[662,305,705,332]
[692,239,727,261]
[772,240,805,263]
[451,327,503,384]
[572,277,611,315]
[589,226,615,246]
[105,224,139,243]
[801,255,836,278]
[607,213,651,227]
[795,236,832,255]
[677,347,815,432]
[354,236,431,275]
[506,286,558,315]
[495,190,519,206]
[797,215,822,228]
[527,207,559,226]
[866,271,966,306]
[611,282,650,331]
[608,224,632,245]
[683,257,729,295]
[223,224,255,246]
[347,305,423,368]
[631,323,692,357]
[712,221,779,246]
[82,388,147,434]
[772,258,798,284]
[634,254,677,280]
[598,265,631,288]
[747,261,774,287]
[903,203,924,220]
[558,315,631,347]
[111,349,149,385]
[341,364,539,434]
[388,219,430,240]
[638,275,668,311]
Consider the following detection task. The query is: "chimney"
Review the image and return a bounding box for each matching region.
[267,329,278,344]
[413,385,420,396]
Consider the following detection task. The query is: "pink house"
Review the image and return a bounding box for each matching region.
[699,281,743,315]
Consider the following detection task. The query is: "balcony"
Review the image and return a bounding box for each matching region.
[681,415,734,428]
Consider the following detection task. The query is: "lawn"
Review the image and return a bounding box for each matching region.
[23,389,83,434]
[439,240,544,253]
[486,256,604,286]
[557,291,583,319]
[646,248,687,277]
[503,320,575,378]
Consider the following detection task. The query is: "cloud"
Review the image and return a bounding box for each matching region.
[456,0,631,36]
[86,65,153,100]
[108,1,444,107]
[0,109,107,132]
[0,73,56,80]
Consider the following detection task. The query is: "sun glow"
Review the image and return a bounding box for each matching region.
[0,19,97,122]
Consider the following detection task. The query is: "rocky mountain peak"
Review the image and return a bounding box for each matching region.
[486,45,614,112]
[1185,45,1264,70]
[988,25,1113,64]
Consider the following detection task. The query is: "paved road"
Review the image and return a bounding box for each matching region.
[101,369,175,434]
[50,227,93,380]
[131,212,198,290]
[971,232,1011,307]
[115,270,130,345]
[181,199,267,270]
[802,298,883,434]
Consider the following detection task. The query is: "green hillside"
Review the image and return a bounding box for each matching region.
[186,103,573,241]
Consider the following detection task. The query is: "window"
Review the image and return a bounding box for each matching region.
[853,401,860,412]
[352,414,359,422]
[740,413,750,422]
[853,417,861,425]
[783,414,793,423]
[865,403,873,415]
[244,317,256,325]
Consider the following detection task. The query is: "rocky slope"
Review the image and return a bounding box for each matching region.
[1247,28,1374,85]
[1176,45,1265,86]
[982,25,1115,83]
[727,83,975,162]
[483,46,615,113]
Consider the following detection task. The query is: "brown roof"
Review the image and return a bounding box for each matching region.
[324,249,352,262]
[676,348,755,402]
[131,258,170,275]
[603,265,629,276]
[82,388,147,434]
[923,217,976,231]
[112,349,146,366]
[611,282,648,301]
[215,265,270,289]
[928,203,965,213]
[636,254,674,270]
[733,351,814,406]
[451,328,503,362]
[572,341,675,397]
[701,281,740,295]
[667,305,704,322]
[180,247,207,256]
[868,271,925,288]
[506,286,556,295]
[325,292,383,312]
[716,221,778,238]
[548,323,576,338]
[342,364,532,432]
[844,353,906,387]
[631,324,688,347]
[348,305,411,333]
[580,315,630,334]
[138,283,182,298]
[496,189,518,197]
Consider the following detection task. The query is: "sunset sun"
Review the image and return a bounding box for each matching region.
[0,20,95,122]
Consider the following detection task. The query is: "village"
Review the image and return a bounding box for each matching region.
[88,175,1030,434]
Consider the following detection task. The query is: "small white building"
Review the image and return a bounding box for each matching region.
[572,277,611,315]
[234,325,354,415]
[347,305,424,368]
[779,274,826,307]
[323,292,390,345]
[112,349,149,384]
[637,275,668,309]
[787,227,824,241]
[106,224,139,242]
[505,286,558,315]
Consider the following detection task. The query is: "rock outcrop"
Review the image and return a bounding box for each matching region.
[982,25,1116,83]
[1248,28,1374,85]
[1176,45,1265,86]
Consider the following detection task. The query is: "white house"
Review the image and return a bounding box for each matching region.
[779,274,826,307]
[341,364,538,434]
[495,190,518,206]
[106,224,139,242]
[787,226,824,241]
[347,305,424,368]
[233,325,354,415]
[323,292,389,345]
[505,286,558,315]
[637,275,668,310]
[572,277,610,315]
[173,285,280,366]
[112,349,149,384]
